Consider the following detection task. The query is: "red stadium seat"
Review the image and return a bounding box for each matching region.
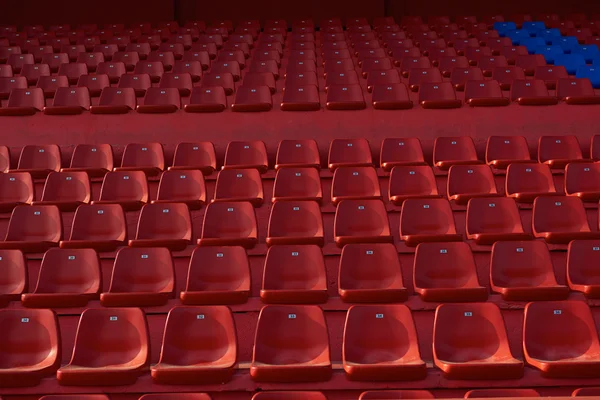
[500,46,529,65]
[115,142,165,176]
[61,44,86,62]
[57,62,87,84]
[281,85,321,111]
[0,205,61,253]
[62,144,113,178]
[43,87,91,115]
[185,86,227,112]
[199,201,257,248]
[371,83,413,110]
[77,74,110,97]
[180,246,250,305]
[447,164,498,205]
[33,171,91,211]
[223,140,268,173]
[93,170,148,211]
[94,44,119,60]
[380,138,425,171]
[272,168,323,203]
[464,389,540,398]
[535,66,568,89]
[451,67,484,91]
[408,67,443,92]
[242,72,276,94]
[266,201,324,246]
[466,197,531,244]
[214,168,263,206]
[0,88,45,116]
[343,304,426,381]
[400,198,462,246]
[21,63,50,85]
[76,52,105,72]
[491,240,568,301]
[565,162,600,201]
[465,47,493,66]
[557,78,600,105]
[118,74,152,97]
[532,196,600,244]
[90,87,136,114]
[505,163,557,202]
[334,199,392,246]
[134,61,164,82]
[328,138,372,171]
[492,66,525,90]
[57,308,149,385]
[261,245,328,304]
[12,144,61,179]
[190,43,217,60]
[147,51,175,71]
[173,60,202,82]
[366,69,401,92]
[151,306,237,384]
[538,135,585,169]
[159,73,193,96]
[253,393,327,400]
[129,203,192,251]
[0,250,27,307]
[0,146,9,174]
[211,60,241,81]
[21,248,101,308]
[523,301,600,378]
[275,139,320,170]
[231,86,273,112]
[0,76,27,99]
[251,305,332,382]
[438,56,470,77]
[153,170,206,210]
[419,82,461,109]
[388,165,441,205]
[159,43,185,60]
[573,388,600,397]
[0,172,33,212]
[170,142,217,174]
[27,45,53,63]
[433,303,523,379]
[511,79,558,105]
[516,54,547,76]
[485,135,531,169]
[478,56,508,76]
[100,247,174,307]
[465,80,510,107]
[0,46,21,64]
[359,391,434,400]
[568,240,600,298]
[217,50,245,69]
[331,166,381,205]
[249,59,279,79]
[399,56,431,77]
[137,87,180,113]
[60,204,126,251]
[338,243,407,303]
[326,84,366,110]
[433,136,480,170]
[0,309,60,387]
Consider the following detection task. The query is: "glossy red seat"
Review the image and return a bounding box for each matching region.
[0,309,60,387]
[331,167,381,205]
[153,169,206,210]
[380,138,425,171]
[359,391,434,400]
[438,56,470,77]
[77,74,110,97]
[60,204,126,252]
[261,245,327,304]
[253,393,327,400]
[538,135,585,169]
[281,85,321,111]
[492,66,525,90]
[129,203,192,251]
[466,197,531,244]
[485,135,531,169]
[535,66,568,89]
[516,54,547,76]
[223,140,268,173]
[21,248,101,308]
[13,144,61,179]
[213,168,263,206]
[524,301,600,378]
[0,250,27,307]
[137,87,180,113]
[0,88,45,116]
[134,61,165,82]
[89,87,136,114]
[242,72,276,94]
[326,84,366,110]
[199,201,257,248]
[366,69,401,92]
[0,172,34,212]
[181,246,250,305]
[433,136,480,170]
[151,306,237,384]
[511,79,559,105]
[57,62,88,84]
[33,171,91,211]
[57,307,149,385]
[43,87,91,115]
[272,168,323,203]
[0,205,61,253]
[478,56,508,76]
[267,201,324,246]
[568,239,600,298]
[573,388,600,397]
[451,67,484,91]
[328,138,372,171]
[118,74,152,97]
[447,164,498,205]
[76,52,105,72]
[93,170,148,211]
[505,163,557,202]
[100,247,174,307]
[62,144,114,178]
[251,305,332,382]
[500,46,529,65]
[565,162,600,201]
[158,73,193,96]
[170,142,217,174]
[20,64,50,85]
[185,86,227,112]
[557,78,600,105]
[491,240,568,301]
[465,80,510,107]
[334,199,392,246]
[371,83,413,110]
[408,68,443,92]
[532,196,600,244]
[400,198,462,246]
[433,302,523,379]
[115,142,165,176]
[343,304,426,381]
[173,60,203,82]
[464,389,540,398]
[414,241,487,302]
[388,165,440,205]
[87,62,124,82]
[275,139,320,170]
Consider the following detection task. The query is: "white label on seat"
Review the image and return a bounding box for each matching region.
[516,247,524,252]
[123,175,129,180]
[295,144,302,147]
[34,211,41,215]
[353,172,359,176]
[555,201,561,206]
[467,169,473,173]
[358,205,365,210]
[39,149,45,152]
[68,256,76,260]
[163,209,169,213]
[556,139,561,143]
[585,168,590,172]
[423,204,430,208]
[488,203,496,208]
[347,143,352,147]
[554,310,562,315]
[197,314,205,319]
[142,147,147,151]
[409,171,416,175]
[440,249,447,254]
[295,172,301,177]
[464,312,472,317]
[141,254,149,259]
[594,247,600,251]
[9,177,14,181]
[227,208,234,212]
[526,168,532,172]
[292,251,299,256]
[288,314,296,319]
[236,173,243,178]
[366,250,374,255]
[21,318,29,323]
[179,175,187,179]
[244,145,250,149]
[293,207,300,211]
[376,314,384,319]
[110,316,118,321]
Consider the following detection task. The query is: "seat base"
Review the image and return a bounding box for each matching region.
[516,97,559,106]
[180,289,250,305]
[250,363,332,383]
[372,100,413,110]
[260,289,328,304]
[437,359,524,380]
[339,288,408,303]
[21,292,95,308]
[151,364,235,385]
[528,360,600,379]
[467,98,511,107]
[128,238,191,252]
[344,361,427,381]
[32,200,86,212]
[416,286,488,302]
[326,101,367,110]
[60,239,125,252]
[0,107,40,116]
[57,365,144,386]
[100,291,171,307]
[89,105,133,114]
[390,194,441,206]
[136,105,179,113]
[334,235,393,248]
[198,237,258,249]
[536,231,600,244]
[0,241,57,254]
[420,100,462,109]
[495,285,570,301]
[469,232,533,245]
[564,96,600,105]
[401,233,463,247]
[43,106,86,115]
[184,104,227,113]
[265,236,325,247]
[280,101,321,111]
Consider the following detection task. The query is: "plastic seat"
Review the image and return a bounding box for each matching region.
[210,61,241,81]
[40,396,110,400]
[189,43,217,60]
[0,309,60,387]
[505,163,557,202]
[533,196,600,244]
[492,66,525,90]
[565,162,600,201]
[465,80,510,107]
[137,87,180,113]
[77,74,110,97]
[328,138,372,171]
[242,72,276,94]
[466,197,531,244]
[343,304,426,381]
[93,44,119,61]
[400,198,462,246]
[465,47,493,66]
[275,139,320,170]
[554,53,586,74]
[433,136,480,170]
[576,66,600,89]
[0,205,61,253]
[173,60,202,82]
[93,170,148,211]
[399,56,431,77]
[272,168,323,203]
[199,201,257,248]
[515,54,546,76]
[231,85,272,112]
[27,45,53,63]
[129,203,191,251]
[88,87,136,114]
[485,136,531,169]
[359,391,434,400]
[266,201,324,246]
[253,393,327,400]
[213,169,263,206]
[100,247,174,307]
[0,172,34,212]
[491,240,568,301]
[158,43,185,60]
[408,68,443,92]
[414,242,487,302]
[159,73,193,96]
[43,87,91,115]
[37,75,69,98]
[451,67,484,91]
[524,301,600,378]
[21,248,101,308]
[371,83,413,110]
[511,79,558,105]
[366,69,401,92]
[134,61,165,82]
[447,164,498,205]
[538,135,585,168]
[326,84,366,110]
[57,307,149,385]
[419,82,461,109]
[573,388,600,397]
[115,142,165,176]
[380,138,425,171]
[57,63,88,84]
[76,52,105,72]
[568,240,600,298]
[0,250,27,307]
[281,85,320,111]
[222,141,268,173]
[464,389,540,398]
[33,171,91,211]
[60,204,126,251]
[62,144,114,178]
[388,165,440,205]
[153,169,206,210]
[331,166,381,205]
[534,66,568,89]
[558,78,600,105]
[334,199,392,247]
[217,50,245,69]
[0,88,43,116]
[261,245,327,304]
[118,74,152,97]
[21,63,50,85]
[438,56,470,77]
[185,86,227,113]
[535,45,564,64]
[250,305,332,382]
[433,302,523,379]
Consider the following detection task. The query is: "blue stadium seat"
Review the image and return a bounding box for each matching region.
[571,44,599,63]
[523,37,546,53]
[522,21,546,34]
[506,29,532,45]
[576,66,600,88]
[494,22,517,36]
[551,36,580,53]
[554,53,587,74]
[535,45,563,63]
[538,29,562,44]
